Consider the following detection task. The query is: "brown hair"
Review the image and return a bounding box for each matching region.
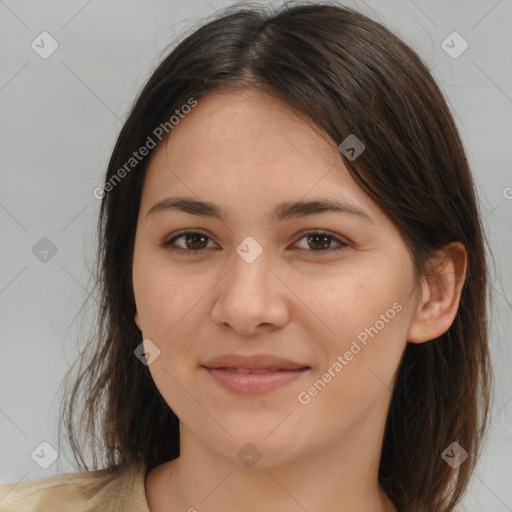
[58,2,492,510]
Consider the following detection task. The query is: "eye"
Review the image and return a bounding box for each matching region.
[294,230,347,255]
[162,230,217,255]
[162,229,347,256]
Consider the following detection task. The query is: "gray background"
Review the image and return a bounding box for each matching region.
[0,0,511,510]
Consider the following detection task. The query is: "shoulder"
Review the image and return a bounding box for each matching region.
[0,463,150,512]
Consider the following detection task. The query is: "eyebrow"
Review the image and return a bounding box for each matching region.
[146,196,373,223]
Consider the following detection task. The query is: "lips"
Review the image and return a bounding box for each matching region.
[220,368,273,374]
[202,353,309,372]
[201,353,310,396]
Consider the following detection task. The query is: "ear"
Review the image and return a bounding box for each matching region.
[408,242,467,344]
[134,311,142,331]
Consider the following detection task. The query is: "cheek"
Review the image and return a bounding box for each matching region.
[133,263,211,412]
[132,260,223,392]
[293,258,413,402]
[289,258,412,345]
[133,255,206,337]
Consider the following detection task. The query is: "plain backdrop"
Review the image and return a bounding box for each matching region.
[0,0,511,510]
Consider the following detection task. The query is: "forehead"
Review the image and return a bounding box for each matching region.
[140,89,379,222]
[168,89,337,166]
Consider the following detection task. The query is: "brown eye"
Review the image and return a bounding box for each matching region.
[307,233,332,250]
[162,229,347,257]
[163,231,215,254]
[295,230,347,254]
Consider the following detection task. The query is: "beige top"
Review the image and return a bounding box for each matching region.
[0,463,151,511]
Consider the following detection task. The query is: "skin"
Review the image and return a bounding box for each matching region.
[132,89,467,512]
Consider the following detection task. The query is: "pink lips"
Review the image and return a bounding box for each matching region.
[201,353,310,396]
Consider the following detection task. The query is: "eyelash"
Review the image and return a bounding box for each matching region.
[162,230,348,256]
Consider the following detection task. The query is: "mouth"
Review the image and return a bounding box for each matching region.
[201,366,310,395]
[200,353,310,395]
[207,367,308,373]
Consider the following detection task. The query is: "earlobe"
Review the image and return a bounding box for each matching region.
[407,242,467,344]
[134,311,142,331]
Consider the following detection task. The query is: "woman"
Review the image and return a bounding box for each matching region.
[0,2,491,511]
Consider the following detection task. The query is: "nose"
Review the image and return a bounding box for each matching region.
[210,245,289,336]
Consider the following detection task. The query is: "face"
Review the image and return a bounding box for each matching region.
[132,89,421,468]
